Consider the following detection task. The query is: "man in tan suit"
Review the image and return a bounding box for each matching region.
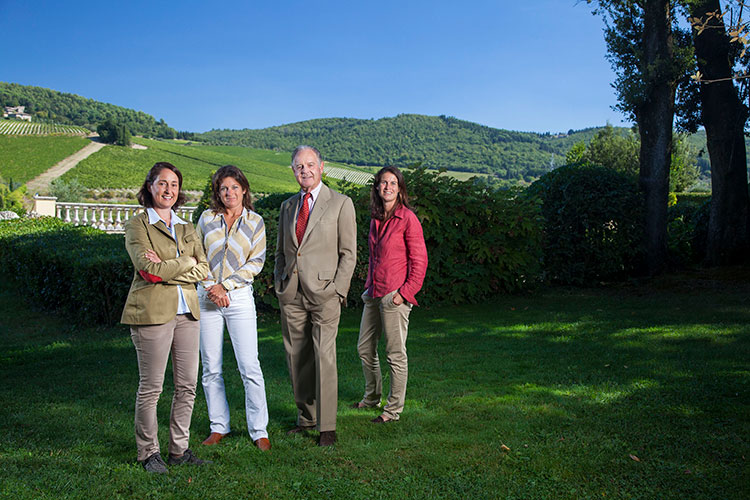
[275,145,357,446]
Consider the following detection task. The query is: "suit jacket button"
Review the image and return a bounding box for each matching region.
[298,252,301,256]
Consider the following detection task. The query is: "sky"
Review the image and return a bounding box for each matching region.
[0,0,629,134]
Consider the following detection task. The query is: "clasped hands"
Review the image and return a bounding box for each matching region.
[205,284,230,307]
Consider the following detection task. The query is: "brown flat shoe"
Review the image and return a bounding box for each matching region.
[201,432,229,445]
[371,415,394,424]
[350,401,371,409]
[286,424,316,436]
[253,437,271,451]
[319,430,337,446]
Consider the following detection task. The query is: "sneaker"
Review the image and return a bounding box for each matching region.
[167,448,212,466]
[141,452,168,474]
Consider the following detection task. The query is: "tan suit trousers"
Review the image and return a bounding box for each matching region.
[130,315,200,461]
[280,292,341,432]
[357,290,413,420]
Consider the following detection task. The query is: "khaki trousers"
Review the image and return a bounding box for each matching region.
[130,315,200,461]
[280,292,341,432]
[357,290,412,420]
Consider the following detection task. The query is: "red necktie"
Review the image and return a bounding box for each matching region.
[296,193,311,243]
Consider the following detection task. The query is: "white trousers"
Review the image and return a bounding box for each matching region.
[199,286,269,441]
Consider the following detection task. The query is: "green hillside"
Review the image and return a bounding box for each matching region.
[61,138,300,193]
[0,82,176,138]
[197,114,603,182]
[0,135,91,184]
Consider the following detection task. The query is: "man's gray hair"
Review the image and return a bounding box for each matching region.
[291,145,322,165]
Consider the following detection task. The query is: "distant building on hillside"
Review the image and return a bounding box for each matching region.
[3,106,32,121]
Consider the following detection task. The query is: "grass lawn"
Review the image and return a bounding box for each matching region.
[0,135,91,184]
[0,276,748,499]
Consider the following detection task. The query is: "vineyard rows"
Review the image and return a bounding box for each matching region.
[0,120,89,136]
[325,166,373,185]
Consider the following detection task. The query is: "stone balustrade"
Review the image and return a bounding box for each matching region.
[32,196,197,233]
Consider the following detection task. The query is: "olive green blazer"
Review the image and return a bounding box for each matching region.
[121,211,209,325]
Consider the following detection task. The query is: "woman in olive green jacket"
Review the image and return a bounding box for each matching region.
[121,162,209,473]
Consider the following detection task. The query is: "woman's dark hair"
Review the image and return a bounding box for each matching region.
[136,162,186,209]
[210,165,254,212]
[370,166,411,220]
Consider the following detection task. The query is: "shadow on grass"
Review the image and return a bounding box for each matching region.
[0,285,748,499]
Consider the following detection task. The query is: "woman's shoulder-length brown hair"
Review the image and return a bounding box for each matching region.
[136,162,187,209]
[210,165,254,213]
[370,166,411,220]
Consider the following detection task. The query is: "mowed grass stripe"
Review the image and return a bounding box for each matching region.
[0,135,92,184]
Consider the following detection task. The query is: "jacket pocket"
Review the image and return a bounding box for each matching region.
[318,270,335,281]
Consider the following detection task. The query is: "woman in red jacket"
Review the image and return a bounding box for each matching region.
[352,166,428,423]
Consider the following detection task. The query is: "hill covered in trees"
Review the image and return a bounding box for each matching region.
[197,115,603,182]
[0,82,177,138]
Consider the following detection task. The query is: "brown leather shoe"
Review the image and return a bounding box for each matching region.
[254,437,271,451]
[286,424,315,436]
[201,432,228,445]
[319,430,337,447]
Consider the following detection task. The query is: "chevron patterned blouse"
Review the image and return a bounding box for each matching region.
[196,208,266,291]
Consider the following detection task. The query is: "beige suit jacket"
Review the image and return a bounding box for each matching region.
[121,211,209,325]
[274,183,357,305]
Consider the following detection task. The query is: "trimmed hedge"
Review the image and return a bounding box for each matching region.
[202,168,543,310]
[528,164,645,285]
[3,169,543,325]
[340,168,544,305]
[0,217,131,325]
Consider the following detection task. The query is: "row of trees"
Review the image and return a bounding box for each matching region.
[589,0,750,269]
[0,82,178,139]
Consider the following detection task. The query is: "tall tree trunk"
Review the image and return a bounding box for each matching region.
[689,0,750,265]
[638,0,676,275]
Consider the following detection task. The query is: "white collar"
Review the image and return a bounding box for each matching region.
[300,181,323,202]
[146,207,187,226]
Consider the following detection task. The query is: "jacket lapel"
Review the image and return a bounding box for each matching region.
[151,219,174,240]
[289,193,303,247]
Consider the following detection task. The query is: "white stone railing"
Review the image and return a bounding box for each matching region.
[32,196,197,233]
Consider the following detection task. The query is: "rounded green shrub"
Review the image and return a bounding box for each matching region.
[528,163,645,284]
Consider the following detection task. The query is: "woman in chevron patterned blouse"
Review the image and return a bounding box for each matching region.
[195,165,271,451]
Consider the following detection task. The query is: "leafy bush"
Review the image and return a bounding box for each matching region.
[667,196,710,266]
[252,193,295,311]
[0,217,131,325]
[0,175,26,215]
[193,168,542,311]
[49,177,87,202]
[528,164,645,284]
[341,168,543,305]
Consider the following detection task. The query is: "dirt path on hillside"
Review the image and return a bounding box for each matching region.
[26,139,107,195]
